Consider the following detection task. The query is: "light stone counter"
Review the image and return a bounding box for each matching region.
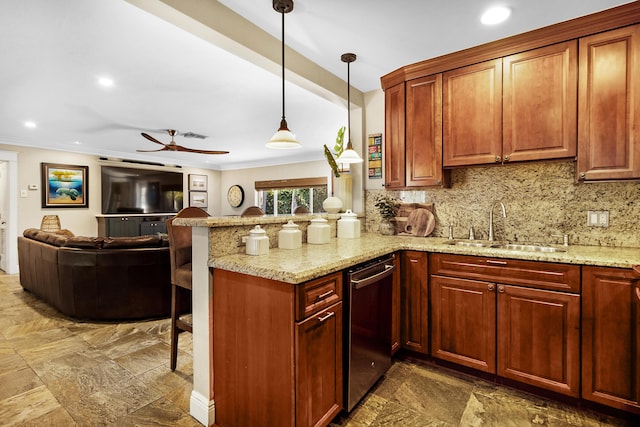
[210,234,640,284]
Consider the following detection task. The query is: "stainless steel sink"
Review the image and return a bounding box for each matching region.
[444,240,492,248]
[490,243,566,253]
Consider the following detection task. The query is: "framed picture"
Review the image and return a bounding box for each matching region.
[41,163,89,208]
[189,191,208,208]
[189,174,208,191]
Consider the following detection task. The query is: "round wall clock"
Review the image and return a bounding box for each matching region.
[227,185,244,208]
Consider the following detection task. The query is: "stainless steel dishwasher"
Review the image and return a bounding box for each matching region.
[345,254,395,411]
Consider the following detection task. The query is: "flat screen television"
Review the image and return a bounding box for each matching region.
[101,165,184,214]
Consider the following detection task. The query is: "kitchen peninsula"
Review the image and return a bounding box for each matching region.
[176,214,640,426]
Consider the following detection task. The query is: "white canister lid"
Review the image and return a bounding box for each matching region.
[340,209,358,219]
[282,220,299,229]
[310,216,328,224]
[249,225,266,235]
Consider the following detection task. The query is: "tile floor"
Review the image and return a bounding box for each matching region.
[0,272,636,426]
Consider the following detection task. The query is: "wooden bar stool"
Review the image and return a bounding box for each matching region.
[166,206,209,371]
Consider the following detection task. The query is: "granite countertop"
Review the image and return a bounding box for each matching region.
[210,233,640,284]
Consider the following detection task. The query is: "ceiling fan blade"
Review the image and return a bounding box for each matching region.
[175,145,229,155]
[141,132,166,146]
[136,147,170,152]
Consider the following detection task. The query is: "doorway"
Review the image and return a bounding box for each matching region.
[0,150,18,274]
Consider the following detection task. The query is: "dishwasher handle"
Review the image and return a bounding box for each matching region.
[351,264,395,289]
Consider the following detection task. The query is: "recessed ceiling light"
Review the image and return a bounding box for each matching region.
[73,141,82,145]
[98,76,114,87]
[481,6,511,25]
[24,121,36,128]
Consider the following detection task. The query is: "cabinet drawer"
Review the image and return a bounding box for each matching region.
[296,272,343,321]
[430,253,580,293]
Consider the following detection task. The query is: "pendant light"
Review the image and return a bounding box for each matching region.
[267,0,300,149]
[337,53,363,164]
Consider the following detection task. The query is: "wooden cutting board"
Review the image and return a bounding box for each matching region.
[404,208,435,237]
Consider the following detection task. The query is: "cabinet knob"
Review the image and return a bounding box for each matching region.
[578,172,586,180]
[488,283,495,292]
[498,285,505,293]
[503,155,510,162]
[436,180,441,185]
[495,156,501,162]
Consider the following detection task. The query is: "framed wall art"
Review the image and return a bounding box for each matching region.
[189,191,208,208]
[41,163,89,208]
[189,174,208,191]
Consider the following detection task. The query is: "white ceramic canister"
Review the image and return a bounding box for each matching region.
[278,220,302,249]
[337,209,361,239]
[307,216,330,244]
[246,225,270,255]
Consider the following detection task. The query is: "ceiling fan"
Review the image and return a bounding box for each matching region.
[137,129,229,154]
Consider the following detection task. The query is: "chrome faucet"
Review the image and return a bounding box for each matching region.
[488,201,506,242]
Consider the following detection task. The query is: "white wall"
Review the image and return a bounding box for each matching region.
[364,89,385,191]
[219,160,334,216]
[0,144,221,237]
[0,161,7,223]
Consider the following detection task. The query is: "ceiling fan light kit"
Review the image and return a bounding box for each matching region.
[267,0,301,149]
[337,52,363,164]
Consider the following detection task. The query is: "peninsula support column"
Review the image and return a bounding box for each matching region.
[189,226,215,425]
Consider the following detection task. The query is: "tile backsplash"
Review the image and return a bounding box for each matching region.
[365,161,640,248]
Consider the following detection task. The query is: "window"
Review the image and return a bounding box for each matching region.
[255,177,328,215]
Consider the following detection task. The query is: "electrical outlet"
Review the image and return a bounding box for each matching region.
[20,189,27,198]
[587,210,609,227]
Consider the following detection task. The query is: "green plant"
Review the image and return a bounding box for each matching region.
[324,126,346,178]
[374,193,399,220]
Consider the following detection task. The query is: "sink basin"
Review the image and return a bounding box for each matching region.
[490,243,566,253]
[444,240,492,248]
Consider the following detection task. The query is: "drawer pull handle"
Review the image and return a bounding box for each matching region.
[315,290,334,301]
[488,283,495,291]
[486,259,508,266]
[317,311,335,322]
[498,285,505,293]
[636,287,640,302]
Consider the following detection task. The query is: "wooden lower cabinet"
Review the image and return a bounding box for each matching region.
[296,302,343,427]
[430,275,496,372]
[400,251,429,354]
[429,253,581,397]
[582,266,640,414]
[213,269,343,427]
[497,285,580,396]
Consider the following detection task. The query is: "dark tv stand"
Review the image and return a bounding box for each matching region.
[96,214,175,237]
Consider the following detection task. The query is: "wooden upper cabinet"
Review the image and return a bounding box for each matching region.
[577,24,640,181]
[503,41,578,163]
[443,59,503,167]
[406,75,445,186]
[384,82,405,188]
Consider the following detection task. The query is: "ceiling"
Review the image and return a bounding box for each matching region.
[0,0,632,170]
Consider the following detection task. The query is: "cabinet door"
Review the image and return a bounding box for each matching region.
[497,285,580,397]
[400,251,428,354]
[582,266,640,414]
[443,59,503,167]
[296,302,343,427]
[384,82,406,188]
[391,254,401,355]
[503,41,577,163]
[106,217,140,237]
[430,275,496,373]
[406,75,444,186]
[578,24,640,181]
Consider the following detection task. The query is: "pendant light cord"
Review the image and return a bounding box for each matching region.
[280,9,286,124]
[347,60,351,146]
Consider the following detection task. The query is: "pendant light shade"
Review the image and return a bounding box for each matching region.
[337,52,363,164]
[267,0,300,149]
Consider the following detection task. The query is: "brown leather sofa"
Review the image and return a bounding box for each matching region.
[18,228,187,320]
